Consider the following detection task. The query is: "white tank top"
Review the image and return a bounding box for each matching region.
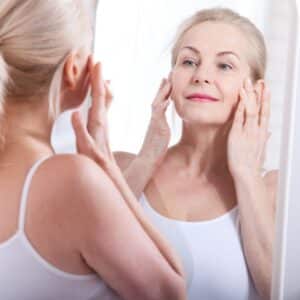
[0,158,121,300]
[140,194,260,300]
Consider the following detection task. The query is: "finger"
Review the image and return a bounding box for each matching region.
[152,79,166,106]
[81,71,91,100]
[259,86,271,129]
[152,78,172,107]
[161,99,171,112]
[157,78,166,92]
[232,93,245,131]
[88,55,94,73]
[244,78,259,129]
[89,62,107,129]
[71,110,94,153]
[104,80,113,109]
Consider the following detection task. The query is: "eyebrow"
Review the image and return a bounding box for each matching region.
[180,46,240,60]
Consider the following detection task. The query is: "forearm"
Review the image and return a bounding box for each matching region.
[233,174,275,300]
[123,154,158,198]
[105,162,186,279]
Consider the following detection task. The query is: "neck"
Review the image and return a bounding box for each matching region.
[0,100,55,163]
[170,121,232,179]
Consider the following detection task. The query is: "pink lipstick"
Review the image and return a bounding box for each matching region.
[186,93,219,102]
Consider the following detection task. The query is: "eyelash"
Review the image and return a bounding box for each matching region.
[181,59,233,71]
[182,59,198,67]
[218,63,233,71]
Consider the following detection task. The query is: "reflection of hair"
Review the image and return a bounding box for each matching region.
[171,8,266,81]
[0,0,90,119]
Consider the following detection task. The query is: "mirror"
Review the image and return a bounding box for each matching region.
[95,0,292,300]
[53,0,300,299]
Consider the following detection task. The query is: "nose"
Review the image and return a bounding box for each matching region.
[191,65,212,85]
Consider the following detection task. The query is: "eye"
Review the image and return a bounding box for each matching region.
[218,63,233,71]
[182,59,198,67]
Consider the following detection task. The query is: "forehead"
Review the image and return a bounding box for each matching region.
[179,21,248,57]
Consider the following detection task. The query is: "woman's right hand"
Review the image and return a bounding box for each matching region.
[71,56,117,175]
[138,78,172,167]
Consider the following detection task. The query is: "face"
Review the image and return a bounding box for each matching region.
[171,21,252,126]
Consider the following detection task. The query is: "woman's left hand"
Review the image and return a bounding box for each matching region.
[227,78,271,179]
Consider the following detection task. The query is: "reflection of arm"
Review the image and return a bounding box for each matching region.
[233,170,278,300]
[67,155,186,300]
[114,151,158,198]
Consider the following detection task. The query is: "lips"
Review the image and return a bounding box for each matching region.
[186,93,219,102]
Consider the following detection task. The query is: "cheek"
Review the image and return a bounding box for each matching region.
[170,70,188,100]
[170,73,180,100]
[221,78,243,105]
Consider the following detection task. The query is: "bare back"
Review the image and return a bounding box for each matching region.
[0,153,94,275]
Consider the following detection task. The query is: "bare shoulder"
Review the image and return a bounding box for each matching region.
[30,153,121,236]
[113,151,137,171]
[27,154,126,269]
[37,154,107,185]
[34,154,113,208]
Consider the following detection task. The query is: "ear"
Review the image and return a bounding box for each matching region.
[63,52,80,90]
[253,79,265,103]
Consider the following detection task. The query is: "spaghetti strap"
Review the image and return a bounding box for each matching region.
[18,157,51,232]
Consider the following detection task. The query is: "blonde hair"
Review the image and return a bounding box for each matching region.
[171,8,267,81]
[0,0,90,120]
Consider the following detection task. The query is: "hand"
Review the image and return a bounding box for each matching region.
[227,78,271,179]
[138,78,172,166]
[71,56,117,173]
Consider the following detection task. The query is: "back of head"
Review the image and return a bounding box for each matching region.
[0,0,90,120]
[171,8,267,81]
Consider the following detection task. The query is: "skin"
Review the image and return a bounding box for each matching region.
[0,38,187,300]
[110,22,278,299]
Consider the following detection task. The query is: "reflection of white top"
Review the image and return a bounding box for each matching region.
[140,194,260,300]
[0,158,120,300]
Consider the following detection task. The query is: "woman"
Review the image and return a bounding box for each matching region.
[0,1,187,299]
[74,8,278,300]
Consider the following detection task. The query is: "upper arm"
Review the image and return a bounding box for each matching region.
[113,151,136,172]
[52,155,183,300]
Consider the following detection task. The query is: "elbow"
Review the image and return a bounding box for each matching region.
[254,271,272,300]
[258,280,272,300]
[166,274,187,300]
[148,273,187,300]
